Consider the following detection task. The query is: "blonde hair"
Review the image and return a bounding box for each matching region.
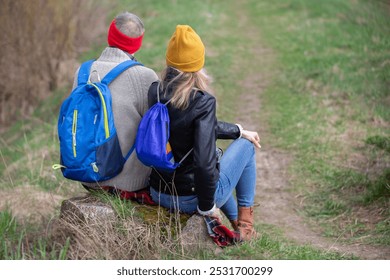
[160,67,212,110]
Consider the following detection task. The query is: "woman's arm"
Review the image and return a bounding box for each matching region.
[216,121,240,139]
[193,96,219,212]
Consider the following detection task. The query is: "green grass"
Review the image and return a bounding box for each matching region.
[0,113,71,192]
[221,225,354,260]
[245,0,390,246]
[366,135,390,153]
[174,224,352,260]
[0,210,69,260]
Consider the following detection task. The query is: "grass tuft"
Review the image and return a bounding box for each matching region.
[366,135,390,153]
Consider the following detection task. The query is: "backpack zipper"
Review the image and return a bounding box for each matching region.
[72,109,78,157]
[88,82,110,139]
[91,162,99,173]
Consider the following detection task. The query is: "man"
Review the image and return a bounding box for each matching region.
[76,12,158,194]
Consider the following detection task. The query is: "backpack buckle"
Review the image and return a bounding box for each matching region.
[88,70,101,83]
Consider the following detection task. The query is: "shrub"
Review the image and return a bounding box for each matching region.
[0,0,107,126]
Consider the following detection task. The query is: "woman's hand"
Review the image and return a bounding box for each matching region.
[197,204,223,223]
[206,208,223,224]
[242,130,261,149]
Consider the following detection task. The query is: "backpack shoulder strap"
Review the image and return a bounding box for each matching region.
[156,81,172,106]
[77,60,95,85]
[156,82,162,103]
[178,148,193,165]
[101,60,143,85]
[124,143,136,161]
[155,81,191,164]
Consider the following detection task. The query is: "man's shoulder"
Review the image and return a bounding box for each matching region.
[131,64,156,75]
[96,48,156,74]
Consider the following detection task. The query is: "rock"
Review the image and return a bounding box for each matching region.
[60,195,116,223]
[59,195,223,254]
[180,214,223,254]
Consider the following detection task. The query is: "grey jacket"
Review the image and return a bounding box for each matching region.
[74,47,158,191]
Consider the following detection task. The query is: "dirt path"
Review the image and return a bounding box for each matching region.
[234,8,390,260]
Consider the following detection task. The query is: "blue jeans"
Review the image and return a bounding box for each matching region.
[150,138,257,221]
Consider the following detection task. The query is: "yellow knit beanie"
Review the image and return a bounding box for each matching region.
[166,25,205,72]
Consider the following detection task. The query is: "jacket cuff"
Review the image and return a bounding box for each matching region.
[235,123,243,138]
[197,204,216,216]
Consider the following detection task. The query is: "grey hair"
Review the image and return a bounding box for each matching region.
[115,12,144,37]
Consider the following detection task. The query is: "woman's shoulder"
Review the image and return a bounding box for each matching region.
[194,90,215,102]
[191,90,216,112]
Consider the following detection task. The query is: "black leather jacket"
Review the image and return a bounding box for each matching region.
[148,81,240,211]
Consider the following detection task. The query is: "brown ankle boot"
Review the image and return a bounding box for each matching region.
[230,219,239,232]
[238,206,257,241]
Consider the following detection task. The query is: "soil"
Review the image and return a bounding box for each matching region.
[0,185,64,224]
[234,21,390,260]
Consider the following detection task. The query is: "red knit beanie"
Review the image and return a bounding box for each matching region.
[107,19,144,54]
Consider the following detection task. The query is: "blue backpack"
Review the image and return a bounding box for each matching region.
[53,59,142,182]
[135,83,192,172]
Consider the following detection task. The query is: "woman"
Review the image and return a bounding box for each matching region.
[148,25,261,241]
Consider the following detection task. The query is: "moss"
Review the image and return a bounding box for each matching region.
[90,191,192,236]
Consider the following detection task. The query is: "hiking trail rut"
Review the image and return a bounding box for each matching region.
[234,14,389,259]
